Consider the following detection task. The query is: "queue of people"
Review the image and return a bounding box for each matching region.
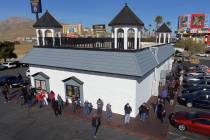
[0,71,180,138]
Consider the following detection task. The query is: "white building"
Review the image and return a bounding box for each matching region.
[22,4,175,117]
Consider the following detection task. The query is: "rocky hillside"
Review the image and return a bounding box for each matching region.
[0,17,35,41]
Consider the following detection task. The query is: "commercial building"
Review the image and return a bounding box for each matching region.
[22,4,175,117]
[177,14,210,46]
[63,24,83,38]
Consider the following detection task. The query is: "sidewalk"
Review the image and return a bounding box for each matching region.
[63,96,176,140]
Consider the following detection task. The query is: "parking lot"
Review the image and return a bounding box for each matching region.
[1,64,210,140]
[166,59,210,140]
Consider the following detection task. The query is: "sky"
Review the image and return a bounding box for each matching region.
[1,0,210,31]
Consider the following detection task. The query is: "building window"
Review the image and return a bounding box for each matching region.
[66,85,80,99]
[35,79,47,91]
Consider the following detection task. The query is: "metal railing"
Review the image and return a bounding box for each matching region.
[37,37,140,50]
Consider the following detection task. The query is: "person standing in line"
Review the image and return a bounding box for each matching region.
[106,103,112,121]
[49,90,55,103]
[41,90,48,106]
[161,88,168,105]
[83,101,89,115]
[57,94,63,115]
[71,95,77,113]
[96,98,104,116]
[168,86,175,105]
[139,103,147,122]
[91,115,98,138]
[124,103,132,124]
[88,102,93,115]
[37,91,44,108]
[2,83,9,103]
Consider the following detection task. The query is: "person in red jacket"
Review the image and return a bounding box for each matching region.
[37,90,44,108]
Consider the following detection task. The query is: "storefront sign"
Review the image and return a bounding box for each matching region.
[31,0,42,13]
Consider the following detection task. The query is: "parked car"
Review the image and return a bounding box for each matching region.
[177,90,210,108]
[0,65,7,70]
[182,79,208,89]
[183,75,210,83]
[184,71,206,77]
[26,69,30,77]
[1,62,17,68]
[182,86,210,94]
[169,111,210,136]
[21,63,29,67]
[196,53,209,57]
[0,76,27,88]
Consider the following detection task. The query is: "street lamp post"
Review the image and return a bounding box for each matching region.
[30,0,42,21]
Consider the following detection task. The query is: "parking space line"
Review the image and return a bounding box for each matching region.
[168,131,195,140]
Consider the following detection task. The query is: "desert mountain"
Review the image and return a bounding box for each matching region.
[0,17,36,41]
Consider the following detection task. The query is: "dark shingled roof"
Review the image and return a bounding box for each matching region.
[21,48,158,77]
[33,10,62,28]
[108,4,144,26]
[156,23,172,33]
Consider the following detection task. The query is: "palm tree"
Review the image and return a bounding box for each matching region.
[166,21,171,27]
[155,16,163,30]
[148,24,152,37]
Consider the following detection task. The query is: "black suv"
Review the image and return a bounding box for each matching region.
[0,76,26,88]
[178,90,210,109]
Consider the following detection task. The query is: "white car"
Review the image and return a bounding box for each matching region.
[26,69,30,77]
[196,53,209,57]
[1,62,17,68]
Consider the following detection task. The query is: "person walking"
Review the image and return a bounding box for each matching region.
[2,83,9,103]
[52,100,59,116]
[124,103,132,124]
[18,73,23,81]
[106,103,112,121]
[96,116,101,135]
[91,115,98,138]
[96,98,104,116]
[156,102,165,123]
[21,86,28,105]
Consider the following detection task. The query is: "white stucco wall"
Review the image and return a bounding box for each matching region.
[30,66,137,117]
[135,71,154,116]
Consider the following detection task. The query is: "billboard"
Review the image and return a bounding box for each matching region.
[190,14,205,29]
[179,15,190,31]
[31,0,42,13]
[204,14,209,28]
[93,24,106,31]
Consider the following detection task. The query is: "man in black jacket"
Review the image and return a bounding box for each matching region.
[124,103,132,124]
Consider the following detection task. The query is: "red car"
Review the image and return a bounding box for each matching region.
[169,111,210,136]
